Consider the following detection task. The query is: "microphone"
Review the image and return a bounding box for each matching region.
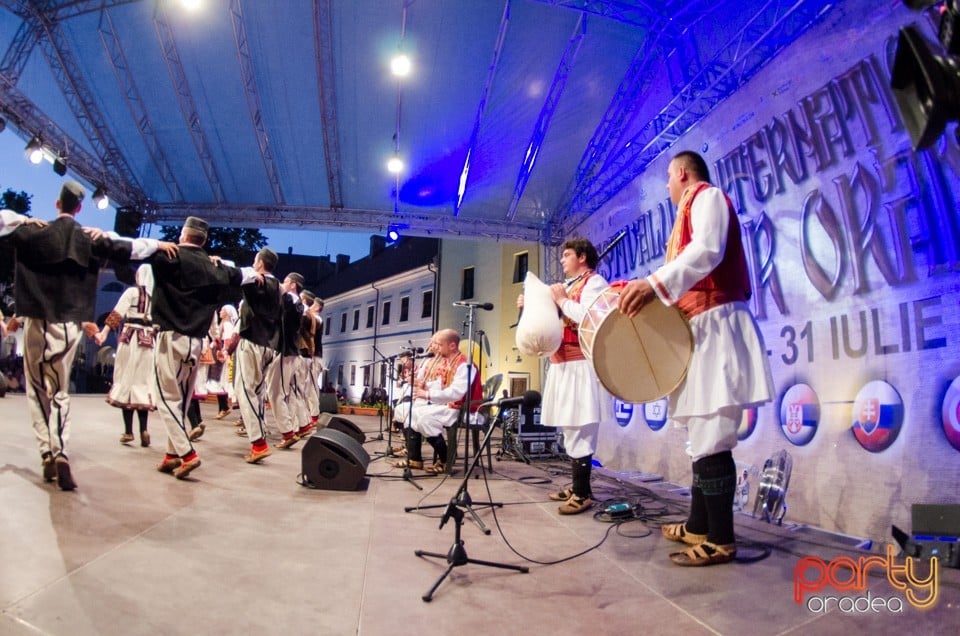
[498,390,541,409]
[452,301,494,311]
[415,352,435,359]
[402,346,424,354]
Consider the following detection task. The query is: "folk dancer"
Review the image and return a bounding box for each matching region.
[1,182,175,489]
[94,263,157,447]
[149,216,245,480]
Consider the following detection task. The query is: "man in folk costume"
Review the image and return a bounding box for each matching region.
[149,216,246,479]
[1,182,176,490]
[264,271,309,450]
[407,329,482,475]
[619,150,774,566]
[233,249,295,463]
[391,334,441,457]
[538,238,611,515]
[297,290,321,436]
[94,263,157,447]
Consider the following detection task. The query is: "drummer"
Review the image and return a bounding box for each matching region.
[618,150,774,566]
[518,237,610,514]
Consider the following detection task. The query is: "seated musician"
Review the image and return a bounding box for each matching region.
[396,328,482,475]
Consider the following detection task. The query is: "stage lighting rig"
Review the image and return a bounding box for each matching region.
[891,0,960,149]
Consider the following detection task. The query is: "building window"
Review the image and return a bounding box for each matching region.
[352,309,360,331]
[513,252,529,283]
[461,267,475,300]
[399,296,409,322]
[340,312,347,333]
[421,290,433,318]
[324,316,331,336]
[337,364,344,387]
[349,364,357,386]
[382,300,392,325]
[362,365,371,387]
[366,305,374,329]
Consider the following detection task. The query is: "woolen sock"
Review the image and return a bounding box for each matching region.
[694,451,737,545]
[137,409,149,433]
[685,460,708,535]
[187,400,201,428]
[571,455,593,498]
[426,435,447,464]
[122,409,134,435]
[406,429,423,462]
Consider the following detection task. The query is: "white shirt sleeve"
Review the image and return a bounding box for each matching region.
[0,209,29,237]
[560,274,609,325]
[648,186,730,306]
[427,361,472,405]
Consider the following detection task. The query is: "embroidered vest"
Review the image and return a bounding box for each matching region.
[444,352,484,412]
[550,271,593,364]
[666,182,751,318]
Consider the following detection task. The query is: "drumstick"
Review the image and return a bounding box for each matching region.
[509,229,629,328]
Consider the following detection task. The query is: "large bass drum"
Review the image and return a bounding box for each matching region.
[578,285,693,404]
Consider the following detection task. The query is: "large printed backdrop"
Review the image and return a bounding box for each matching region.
[588,0,960,542]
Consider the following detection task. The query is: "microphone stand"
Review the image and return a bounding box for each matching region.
[414,406,528,602]
[405,304,502,534]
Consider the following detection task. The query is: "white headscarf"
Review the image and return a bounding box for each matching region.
[135,264,154,295]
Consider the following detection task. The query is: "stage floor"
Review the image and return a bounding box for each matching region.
[1,394,956,635]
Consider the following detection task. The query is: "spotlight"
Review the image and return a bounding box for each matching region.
[92,186,109,210]
[386,225,402,242]
[390,53,411,77]
[25,136,43,164]
[52,156,67,176]
[386,155,404,174]
[891,3,960,150]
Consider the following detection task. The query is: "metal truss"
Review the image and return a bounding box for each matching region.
[558,0,836,236]
[99,8,182,202]
[453,0,510,216]
[313,0,343,209]
[26,3,143,197]
[230,0,285,205]
[542,242,564,282]
[505,12,585,221]
[0,17,40,84]
[153,1,226,202]
[0,73,145,205]
[145,203,546,243]
[526,0,673,30]
[0,1,143,20]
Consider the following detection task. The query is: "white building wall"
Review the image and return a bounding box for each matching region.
[319,265,436,404]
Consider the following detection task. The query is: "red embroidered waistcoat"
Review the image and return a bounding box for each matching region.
[666,182,751,319]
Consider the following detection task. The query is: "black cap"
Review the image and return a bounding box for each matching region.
[59,181,85,213]
[183,216,209,238]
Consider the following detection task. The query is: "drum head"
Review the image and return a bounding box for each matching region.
[589,301,693,403]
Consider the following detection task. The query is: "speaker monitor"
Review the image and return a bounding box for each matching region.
[317,413,365,446]
[301,428,370,491]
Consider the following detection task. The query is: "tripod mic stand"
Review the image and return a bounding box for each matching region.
[404,304,501,534]
[414,403,529,602]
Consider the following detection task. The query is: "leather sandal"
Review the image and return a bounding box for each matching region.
[423,462,446,475]
[669,541,736,566]
[661,522,707,546]
[548,487,573,502]
[558,495,592,515]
